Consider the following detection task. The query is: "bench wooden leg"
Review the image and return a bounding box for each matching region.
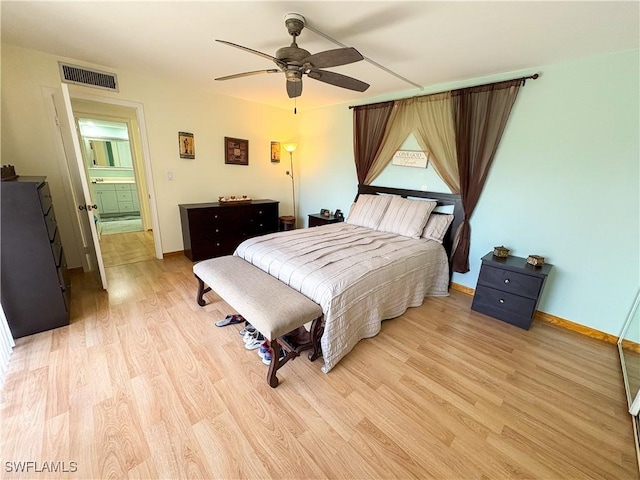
[267,340,281,388]
[195,275,212,307]
[266,338,302,388]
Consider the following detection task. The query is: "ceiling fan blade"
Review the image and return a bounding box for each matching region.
[215,69,280,81]
[307,69,369,92]
[303,47,363,69]
[287,80,303,98]
[215,40,285,67]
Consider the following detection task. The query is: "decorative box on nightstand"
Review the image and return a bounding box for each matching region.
[308,213,344,228]
[471,252,553,330]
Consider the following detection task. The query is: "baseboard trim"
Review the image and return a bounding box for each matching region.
[451,282,621,346]
[450,282,475,296]
[162,250,185,259]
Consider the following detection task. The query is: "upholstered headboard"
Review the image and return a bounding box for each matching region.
[356,184,463,262]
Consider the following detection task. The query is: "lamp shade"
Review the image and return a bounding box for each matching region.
[283,143,298,153]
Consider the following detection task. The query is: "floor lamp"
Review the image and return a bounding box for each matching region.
[283,143,298,225]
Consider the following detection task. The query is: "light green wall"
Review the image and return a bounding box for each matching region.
[298,49,639,337]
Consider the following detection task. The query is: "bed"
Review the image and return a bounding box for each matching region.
[234,185,463,373]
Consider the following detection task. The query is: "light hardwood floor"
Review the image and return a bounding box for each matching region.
[1,255,638,479]
[99,230,155,268]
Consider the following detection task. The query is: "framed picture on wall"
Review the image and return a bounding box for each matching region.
[270,141,280,163]
[179,132,195,159]
[225,137,249,166]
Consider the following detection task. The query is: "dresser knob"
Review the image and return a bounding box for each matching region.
[216,242,220,247]
[504,279,510,284]
[215,229,219,233]
[499,299,505,304]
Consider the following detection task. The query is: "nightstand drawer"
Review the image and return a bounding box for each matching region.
[477,264,542,299]
[472,285,537,329]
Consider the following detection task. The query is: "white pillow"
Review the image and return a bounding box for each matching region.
[421,214,454,243]
[377,196,436,239]
[346,194,392,229]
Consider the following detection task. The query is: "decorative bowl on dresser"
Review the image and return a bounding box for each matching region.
[471,252,553,330]
[0,176,71,338]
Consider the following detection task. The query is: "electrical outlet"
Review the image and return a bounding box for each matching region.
[421,185,429,191]
[167,171,174,181]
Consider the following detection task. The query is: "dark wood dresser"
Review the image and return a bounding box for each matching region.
[1,176,70,338]
[471,252,553,330]
[179,200,279,261]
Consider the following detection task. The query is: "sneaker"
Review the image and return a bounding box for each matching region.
[262,348,286,366]
[257,340,270,359]
[245,332,265,350]
[239,322,254,336]
[242,327,258,343]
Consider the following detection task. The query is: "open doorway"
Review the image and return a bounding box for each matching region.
[72,100,157,268]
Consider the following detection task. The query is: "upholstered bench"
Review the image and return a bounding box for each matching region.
[193,255,324,387]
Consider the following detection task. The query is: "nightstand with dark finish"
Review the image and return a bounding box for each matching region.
[471,252,553,330]
[308,213,344,228]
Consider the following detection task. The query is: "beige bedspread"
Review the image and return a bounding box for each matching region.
[234,223,449,372]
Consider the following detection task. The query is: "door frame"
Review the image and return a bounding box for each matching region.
[45,88,163,261]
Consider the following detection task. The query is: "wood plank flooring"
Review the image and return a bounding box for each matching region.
[99,230,155,268]
[1,255,638,479]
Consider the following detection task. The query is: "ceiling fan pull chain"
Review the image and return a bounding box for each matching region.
[294,97,297,115]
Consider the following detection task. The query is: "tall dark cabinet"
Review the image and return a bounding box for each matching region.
[179,200,279,261]
[1,176,71,338]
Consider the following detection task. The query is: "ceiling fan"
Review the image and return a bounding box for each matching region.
[214,13,370,99]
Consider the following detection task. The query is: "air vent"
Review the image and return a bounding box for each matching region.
[58,62,119,92]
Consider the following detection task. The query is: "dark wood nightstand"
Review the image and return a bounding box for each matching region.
[308,213,344,228]
[471,252,553,330]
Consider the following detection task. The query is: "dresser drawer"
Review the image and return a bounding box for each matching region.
[472,284,537,329]
[38,182,53,214]
[44,206,58,241]
[477,264,543,299]
[51,228,63,266]
[190,239,237,260]
[115,184,132,192]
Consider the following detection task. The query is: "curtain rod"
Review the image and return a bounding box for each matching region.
[348,73,539,109]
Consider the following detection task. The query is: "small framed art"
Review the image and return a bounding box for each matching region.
[225,137,249,166]
[179,132,195,159]
[270,141,281,163]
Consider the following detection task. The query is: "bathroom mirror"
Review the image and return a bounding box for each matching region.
[618,289,640,469]
[84,138,133,169]
[77,118,133,170]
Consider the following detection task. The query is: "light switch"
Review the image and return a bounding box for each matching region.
[167,171,174,181]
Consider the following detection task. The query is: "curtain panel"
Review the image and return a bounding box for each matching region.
[412,92,459,193]
[364,98,417,185]
[352,101,394,185]
[450,79,522,273]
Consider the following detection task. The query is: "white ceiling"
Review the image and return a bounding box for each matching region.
[2,1,638,111]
